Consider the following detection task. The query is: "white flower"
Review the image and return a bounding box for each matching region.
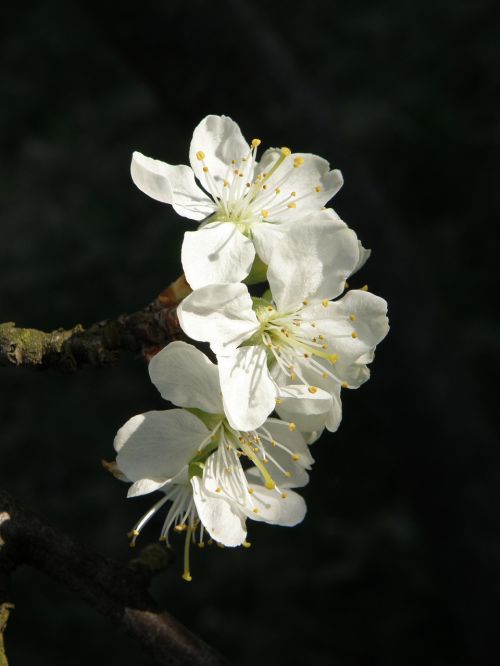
[149,341,313,501]
[131,114,344,289]
[113,341,312,579]
[178,213,389,432]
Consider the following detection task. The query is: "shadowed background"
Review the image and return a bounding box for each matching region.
[1,1,499,664]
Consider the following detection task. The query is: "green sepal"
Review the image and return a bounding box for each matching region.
[243,255,268,286]
[186,407,223,432]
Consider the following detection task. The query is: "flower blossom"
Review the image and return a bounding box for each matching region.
[113,341,312,580]
[178,212,389,432]
[131,114,344,289]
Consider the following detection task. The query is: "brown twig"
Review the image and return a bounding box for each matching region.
[0,490,229,666]
[0,275,191,371]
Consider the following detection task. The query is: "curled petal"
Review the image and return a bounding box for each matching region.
[131,152,214,220]
[189,115,253,188]
[218,346,277,431]
[191,476,247,547]
[267,209,360,311]
[148,341,223,414]
[114,409,209,486]
[181,222,255,289]
[178,283,259,354]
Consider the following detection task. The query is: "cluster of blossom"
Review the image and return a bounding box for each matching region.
[111,115,389,581]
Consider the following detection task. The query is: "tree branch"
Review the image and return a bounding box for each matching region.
[0,275,190,371]
[0,490,229,666]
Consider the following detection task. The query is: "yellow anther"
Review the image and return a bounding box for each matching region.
[284,471,292,478]
[261,210,269,218]
[293,156,305,167]
[275,398,282,405]
[302,299,309,305]
[252,508,259,514]
[238,172,244,177]
[265,479,276,490]
[174,524,187,533]
[341,382,349,389]
[231,159,236,165]
[322,372,328,378]
[351,331,358,339]
[345,281,349,289]
[267,305,274,311]
[223,180,229,187]
[319,334,325,340]
[290,372,296,380]
[281,146,291,156]
[287,202,297,208]
[288,422,296,432]
[308,386,318,394]
[281,492,288,499]
[291,191,297,196]
[271,440,277,447]
[329,353,339,364]
[215,486,222,493]
[349,314,357,321]
[203,166,209,173]
[263,184,268,190]
[275,187,281,194]
[322,299,329,307]
[303,353,310,358]
[315,185,322,192]
[217,542,225,549]
[251,138,261,147]
[246,182,251,187]
[207,539,213,546]
[182,573,193,582]
[195,151,205,161]
[361,284,369,291]
[197,542,205,549]
[248,488,255,495]
[292,454,301,461]
[243,541,252,548]
[159,535,167,542]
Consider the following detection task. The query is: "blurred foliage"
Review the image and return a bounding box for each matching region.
[0,1,498,665]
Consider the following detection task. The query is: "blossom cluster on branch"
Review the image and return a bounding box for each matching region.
[111,115,389,581]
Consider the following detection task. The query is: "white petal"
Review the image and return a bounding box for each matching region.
[244,471,307,526]
[255,148,343,222]
[148,341,223,414]
[276,385,333,434]
[178,283,259,354]
[191,475,247,547]
[189,115,252,189]
[251,222,286,265]
[181,222,255,289]
[218,346,277,431]
[130,152,214,221]
[353,241,371,274]
[312,290,389,388]
[267,209,360,311]
[127,478,166,498]
[115,409,209,485]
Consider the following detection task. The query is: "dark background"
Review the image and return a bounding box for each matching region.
[1,1,499,664]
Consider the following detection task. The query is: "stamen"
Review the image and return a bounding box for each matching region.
[293,156,305,168]
[195,151,205,161]
[251,138,261,147]
[308,386,318,394]
[182,524,193,582]
[243,541,252,548]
